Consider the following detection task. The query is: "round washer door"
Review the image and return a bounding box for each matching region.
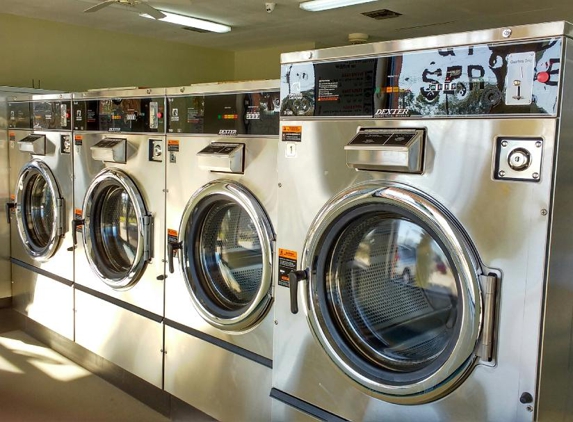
[303,182,483,404]
[179,180,274,332]
[82,168,151,290]
[14,159,64,261]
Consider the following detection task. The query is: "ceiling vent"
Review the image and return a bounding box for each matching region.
[362,9,402,20]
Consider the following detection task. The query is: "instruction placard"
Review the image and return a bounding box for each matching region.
[282,126,302,142]
[278,248,298,288]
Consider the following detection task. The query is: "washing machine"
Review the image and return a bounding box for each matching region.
[273,22,573,421]
[5,93,74,340]
[72,88,166,387]
[163,80,280,421]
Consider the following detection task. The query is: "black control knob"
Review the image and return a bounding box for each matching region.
[520,392,533,404]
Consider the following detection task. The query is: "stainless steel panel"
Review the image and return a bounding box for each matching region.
[165,135,277,359]
[6,93,71,103]
[9,130,74,282]
[165,80,279,97]
[164,326,271,422]
[537,38,573,422]
[74,133,165,316]
[281,21,572,64]
[74,290,163,388]
[12,264,73,339]
[273,118,556,420]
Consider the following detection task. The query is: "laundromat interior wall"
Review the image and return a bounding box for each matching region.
[0,13,235,91]
[0,13,309,91]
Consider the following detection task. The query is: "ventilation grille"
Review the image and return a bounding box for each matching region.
[362,9,402,20]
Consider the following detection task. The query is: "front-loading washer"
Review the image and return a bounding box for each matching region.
[273,22,573,421]
[6,93,74,340]
[163,80,280,422]
[71,88,166,387]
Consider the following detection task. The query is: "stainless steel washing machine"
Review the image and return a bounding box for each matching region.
[5,93,74,339]
[72,88,166,388]
[273,22,573,421]
[164,80,280,421]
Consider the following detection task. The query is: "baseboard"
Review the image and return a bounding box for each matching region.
[0,296,12,309]
[18,313,213,420]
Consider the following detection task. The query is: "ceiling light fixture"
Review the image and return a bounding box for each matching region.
[299,0,377,12]
[140,11,231,33]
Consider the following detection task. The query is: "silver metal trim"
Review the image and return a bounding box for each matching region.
[72,88,166,100]
[7,93,72,102]
[165,80,280,97]
[81,168,151,290]
[177,180,274,332]
[281,21,572,64]
[14,159,64,261]
[301,181,483,404]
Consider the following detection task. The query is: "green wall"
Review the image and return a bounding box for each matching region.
[0,13,316,91]
[0,13,235,91]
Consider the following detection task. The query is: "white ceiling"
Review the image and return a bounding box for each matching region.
[1,0,572,51]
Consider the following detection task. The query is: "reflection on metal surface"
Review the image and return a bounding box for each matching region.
[328,215,457,371]
[303,183,481,402]
[178,180,274,332]
[14,160,64,261]
[82,168,151,290]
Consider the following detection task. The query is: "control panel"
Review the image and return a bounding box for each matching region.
[280,37,562,118]
[494,137,543,182]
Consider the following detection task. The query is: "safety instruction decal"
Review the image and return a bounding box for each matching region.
[278,248,298,288]
[168,140,180,152]
[282,126,302,142]
[167,229,178,244]
[74,209,83,231]
[74,135,83,146]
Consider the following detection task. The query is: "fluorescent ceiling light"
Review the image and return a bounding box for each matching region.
[300,0,377,12]
[141,11,231,33]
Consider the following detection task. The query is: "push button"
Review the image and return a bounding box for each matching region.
[508,148,531,171]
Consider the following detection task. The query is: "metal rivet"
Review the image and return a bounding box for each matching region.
[147,89,152,94]
[180,87,185,93]
[501,141,508,147]
[278,183,282,187]
[535,141,542,148]
[541,209,548,216]
[274,320,278,325]
[532,172,539,179]
[499,170,506,177]
[526,405,533,413]
[502,28,512,38]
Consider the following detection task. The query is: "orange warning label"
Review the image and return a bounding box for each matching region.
[10,194,15,201]
[74,135,82,141]
[168,140,179,152]
[279,249,297,260]
[9,132,15,137]
[282,126,302,134]
[74,209,83,217]
[168,229,178,237]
